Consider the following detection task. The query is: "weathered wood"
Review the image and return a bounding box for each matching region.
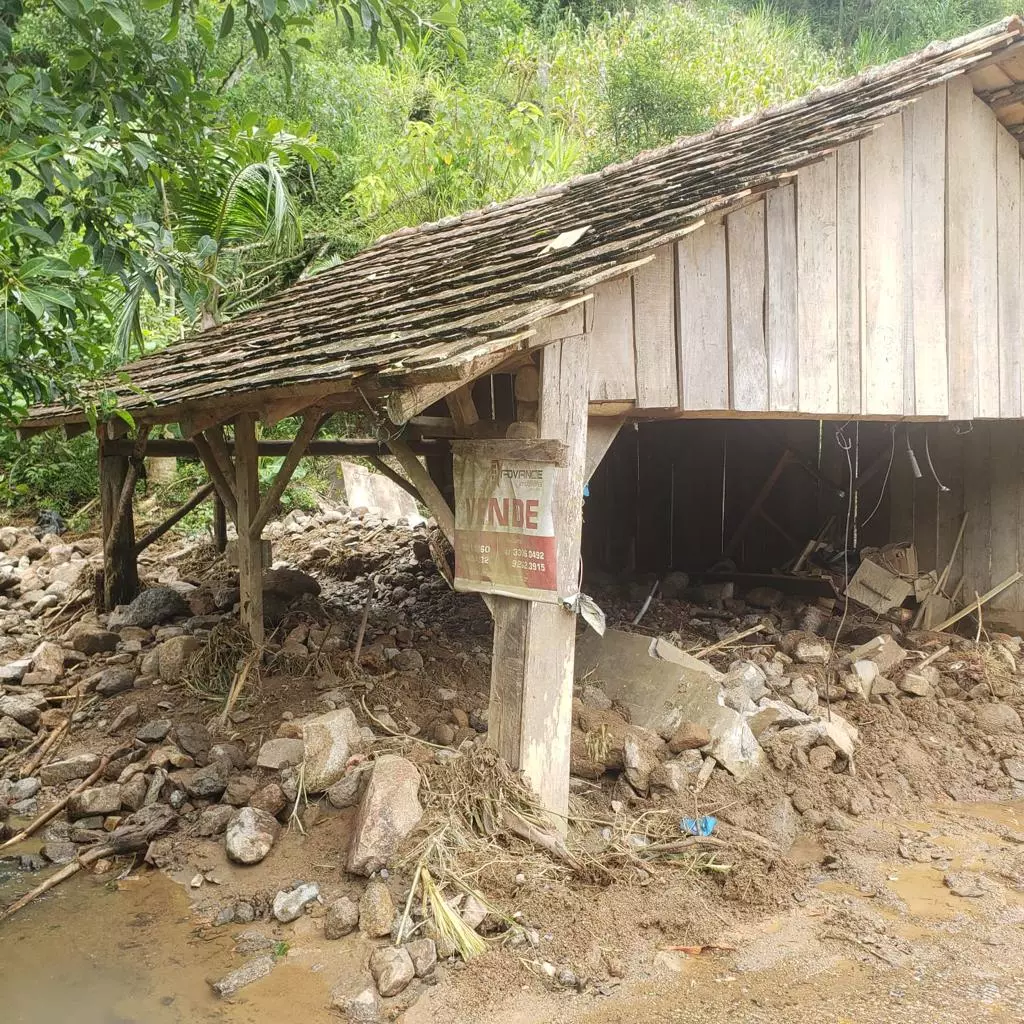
[860,114,906,416]
[192,433,238,524]
[105,437,447,458]
[797,152,838,414]
[450,438,568,466]
[386,438,455,541]
[135,482,215,555]
[249,410,324,538]
[765,184,798,412]
[99,429,142,610]
[835,141,861,415]
[488,334,589,830]
[906,85,948,416]
[989,424,1020,610]
[213,495,228,553]
[632,244,678,408]
[678,222,729,411]
[234,412,264,646]
[588,274,636,402]
[446,383,480,429]
[997,126,1022,417]
[933,570,1024,632]
[585,416,624,482]
[726,200,768,410]
[963,423,993,610]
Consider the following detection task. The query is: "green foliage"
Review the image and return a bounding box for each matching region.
[0,428,99,512]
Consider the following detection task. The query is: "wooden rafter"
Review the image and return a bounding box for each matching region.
[192,433,238,523]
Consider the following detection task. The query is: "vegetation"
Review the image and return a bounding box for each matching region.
[0,0,1017,518]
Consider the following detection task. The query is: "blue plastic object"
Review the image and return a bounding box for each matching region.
[681,815,717,837]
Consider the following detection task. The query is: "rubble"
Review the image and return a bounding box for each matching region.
[358,880,395,937]
[272,882,320,923]
[347,756,423,876]
[210,955,276,998]
[324,896,360,938]
[369,946,415,997]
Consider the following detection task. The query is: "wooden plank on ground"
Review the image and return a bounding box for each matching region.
[797,153,838,414]
[765,184,798,412]
[860,114,906,416]
[998,126,1022,417]
[631,245,678,408]
[835,142,861,415]
[906,86,948,416]
[726,200,768,410]
[678,222,729,410]
[588,275,636,402]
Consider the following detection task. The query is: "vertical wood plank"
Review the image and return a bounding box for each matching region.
[797,154,838,413]
[989,422,1020,610]
[962,422,992,608]
[726,200,768,410]
[632,245,678,408]
[234,412,264,646]
[836,142,861,415]
[860,114,906,416]
[974,95,1001,418]
[998,126,1022,417]
[678,222,729,410]
[907,86,948,416]
[588,276,636,402]
[766,184,798,411]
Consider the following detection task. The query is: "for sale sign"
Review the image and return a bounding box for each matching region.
[453,451,559,602]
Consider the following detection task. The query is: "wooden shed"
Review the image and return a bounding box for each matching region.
[22,17,1024,822]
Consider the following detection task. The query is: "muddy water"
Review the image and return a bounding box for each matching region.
[0,867,334,1023]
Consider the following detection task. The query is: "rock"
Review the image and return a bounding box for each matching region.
[302,709,364,792]
[723,661,769,703]
[391,648,424,673]
[668,721,711,753]
[225,806,280,865]
[273,882,320,923]
[109,587,189,628]
[1002,757,1024,782]
[846,635,907,675]
[369,946,415,998]
[94,666,135,696]
[186,762,228,799]
[31,641,67,678]
[256,737,305,771]
[250,783,287,818]
[107,703,140,734]
[650,752,702,793]
[944,872,987,898]
[326,771,364,809]
[808,745,838,771]
[149,745,194,770]
[330,979,380,1023]
[898,672,933,697]
[0,658,31,683]
[0,718,33,745]
[789,635,831,665]
[157,635,201,683]
[461,893,487,929]
[870,675,898,698]
[975,703,1023,735]
[622,732,662,793]
[324,896,360,938]
[0,693,43,729]
[358,880,395,938]
[210,955,276,998]
[70,626,119,655]
[791,786,815,813]
[406,937,437,977]
[67,784,122,820]
[263,567,321,601]
[223,775,258,806]
[234,930,276,955]
[746,586,783,609]
[42,840,78,865]
[197,804,236,837]
[432,722,456,746]
[5,777,41,802]
[347,756,423,875]
[789,676,819,714]
[39,753,101,786]
[580,685,613,711]
[136,718,172,743]
[174,720,213,759]
[120,774,149,811]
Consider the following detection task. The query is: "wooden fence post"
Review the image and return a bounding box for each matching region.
[98,427,141,609]
[234,412,264,645]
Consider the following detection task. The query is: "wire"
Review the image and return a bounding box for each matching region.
[828,424,856,723]
[924,429,950,492]
[860,425,896,529]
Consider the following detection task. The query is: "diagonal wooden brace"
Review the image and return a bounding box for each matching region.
[193,432,238,524]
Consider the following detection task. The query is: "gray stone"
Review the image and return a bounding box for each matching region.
[358,880,395,938]
[0,693,44,729]
[158,635,201,683]
[272,882,320,923]
[136,718,172,743]
[197,804,236,837]
[326,771,364,809]
[0,717,33,745]
[369,946,415,997]
[120,774,149,811]
[405,937,437,977]
[390,649,423,673]
[650,751,702,793]
[186,762,228,800]
[109,587,189,629]
[6,777,41,801]
[42,840,78,865]
[39,753,101,786]
[302,708,364,792]
[723,661,769,702]
[0,659,31,683]
[347,756,423,876]
[210,955,276,998]
[263,567,321,601]
[330,979,380,1023]
[95,666,135,696]
[67,784,122,820]
[324,896,360,938]
[70,627,119,655]
[175,720,213,757]
[975,703,1023,736]
[580,685,612,711]
[225,806,279,864]
[898,672,933,697]
[234,930,276,955]
[256,737,305,771]
[30,641,67,677]
[789,676,819,714]
[107,703,140,734]
[1002,757,1024,782]
[223,775,258,806]
[233,902,256,924]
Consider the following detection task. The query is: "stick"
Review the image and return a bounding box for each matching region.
[0,854,93,923]
[917,644,949,670]
[913,513,968,627]
[0,754,110,851]
[632,579,659,626]
[690,622,765,659]
[134,481,214,554]
[353,578,374,666]
[19,721,68,779]
[932,571,1023,633]
[974,591,984,643]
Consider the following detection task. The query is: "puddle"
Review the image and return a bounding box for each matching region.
[786,835,825,866]
[952,801,1024,830]
[0,864,336,1023]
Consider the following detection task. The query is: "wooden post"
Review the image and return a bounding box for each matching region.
[213,496,227,553]
[98,427,141,610]
[234,412,264,645]
[487,336,589,831]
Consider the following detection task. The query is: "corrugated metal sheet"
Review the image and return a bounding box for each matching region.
[24,16,1024,429]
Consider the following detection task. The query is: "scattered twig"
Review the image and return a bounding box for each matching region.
[690,622,765,659]
[917,644,949,670]
[353,577,374,666]
[19,721,68,779]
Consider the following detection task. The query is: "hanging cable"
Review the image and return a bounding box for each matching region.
[860,425,896,529]
[924,428,950,492]
[904,426,922,479]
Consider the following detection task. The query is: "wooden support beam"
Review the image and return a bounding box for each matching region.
[204,425,236,490]
[135,482,215,555]
[249,410,324,538]
[99,427,149,610]
[102,437,448,458]
[487,334,589,831]
[178,408,230,438]
[367,455,424,504]
[723,450,791,557]
[385,438,455,540]
[450,438,568,466]
[584,416,625,483]
[213,495,228,553]
[407,416,513,440]
[445,384,480,430]
[192,433,238,524]
[234,412,264,645]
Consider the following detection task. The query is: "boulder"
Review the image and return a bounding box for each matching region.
[67,784,122,820]
[302,709,364,792]
[158,635,201,683]
[225,806,279,865]
[39,753,101,786]
[120,774,149,812]
[974,703,1023,736]
[257,737,305,771]
[405,937,437,977]
[94,666,135,696]
[136,718,172,744]
[273,883,320,923]
[263,567,321,601]
[70,625,119,655]
[0,693,44,729]
[369,946,415,998]
[210,956,275,998]
[347,756,423,875]
[31,641,67,678]
[358,880,395,938]
[324,896,360,938]
[330,979,380,1023]
[109,587,189,628]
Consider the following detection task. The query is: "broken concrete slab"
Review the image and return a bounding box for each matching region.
[845,557,913,614]
[845,635,907,676]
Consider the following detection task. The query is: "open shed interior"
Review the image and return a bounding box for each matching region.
[582,418,1024,631]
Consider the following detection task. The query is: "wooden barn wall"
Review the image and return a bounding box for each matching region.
[582,81,1024,421]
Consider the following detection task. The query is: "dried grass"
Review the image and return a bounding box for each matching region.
[183,619,260,704]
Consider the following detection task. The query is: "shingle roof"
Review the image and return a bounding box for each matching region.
[23,16,1024,430]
